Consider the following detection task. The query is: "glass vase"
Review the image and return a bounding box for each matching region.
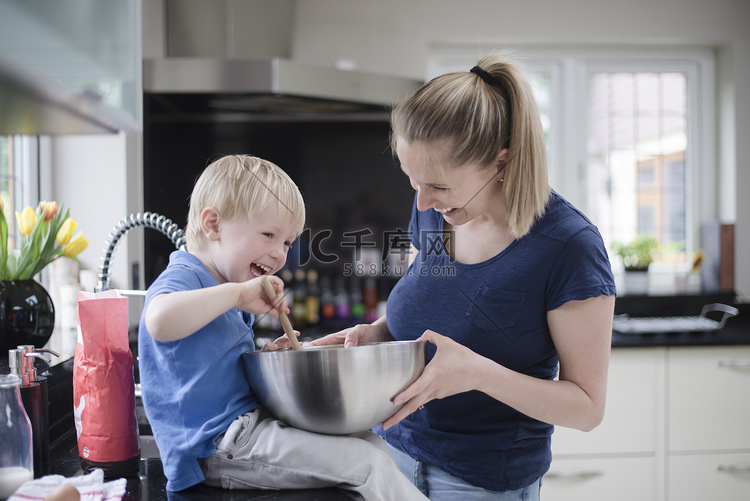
[0,374,34,500]
[0,280,56,353]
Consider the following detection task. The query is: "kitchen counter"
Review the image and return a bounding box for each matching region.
[610,293,750,348]
[8,292,749,501]
[47,429,360,501]
[612,321,750,347]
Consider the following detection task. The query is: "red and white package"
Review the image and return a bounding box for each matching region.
[73,290,140,477]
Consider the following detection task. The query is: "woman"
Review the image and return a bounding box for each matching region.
[311,51,616,500]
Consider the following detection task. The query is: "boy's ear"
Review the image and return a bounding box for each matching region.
[201,207,222,241]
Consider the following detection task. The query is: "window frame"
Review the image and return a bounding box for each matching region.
[426,45,717,271]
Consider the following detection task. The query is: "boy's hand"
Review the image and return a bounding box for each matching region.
[144,275,291,343]
[237,275,290,317]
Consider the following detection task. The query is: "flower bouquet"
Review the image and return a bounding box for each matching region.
[0,198,89,280]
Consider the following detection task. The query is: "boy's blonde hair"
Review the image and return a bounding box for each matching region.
[390,50,550,239]
[185,155,306,251]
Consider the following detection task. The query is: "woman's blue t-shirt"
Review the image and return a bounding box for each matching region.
[138,251,261,491]
[379,191,616,492]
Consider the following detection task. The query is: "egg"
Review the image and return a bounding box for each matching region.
[43,484,80,501]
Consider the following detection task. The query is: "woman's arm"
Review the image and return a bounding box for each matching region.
[543,294,614,429]
[384,294,614,432]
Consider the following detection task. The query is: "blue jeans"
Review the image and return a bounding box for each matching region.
[388,443,542,501]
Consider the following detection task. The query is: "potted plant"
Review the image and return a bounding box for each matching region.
[611,234,658,295]
[0,198,89,351]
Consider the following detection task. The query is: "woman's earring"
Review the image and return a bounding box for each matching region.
[500,178,504,182]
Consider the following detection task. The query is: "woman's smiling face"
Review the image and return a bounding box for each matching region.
[395,137,506,226]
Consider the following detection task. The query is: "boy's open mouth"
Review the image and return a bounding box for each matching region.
[250,263,271,277]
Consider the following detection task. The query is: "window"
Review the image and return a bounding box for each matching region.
[1,136,21,248]
[427,47,716,274]
[586,70,690,265]
[0,135,38,250]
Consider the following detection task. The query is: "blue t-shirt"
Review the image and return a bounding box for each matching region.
[379,191,616,492]
[138,251,261,491]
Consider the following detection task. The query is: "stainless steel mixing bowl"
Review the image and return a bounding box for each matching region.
[241,340,427,435]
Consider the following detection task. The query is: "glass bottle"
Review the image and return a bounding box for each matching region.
[0,374,33,500]
[349,277,365,324]
[304,269,321,327]
[319,275,336,328]
[334,277,350,324]
[291,268,308,327]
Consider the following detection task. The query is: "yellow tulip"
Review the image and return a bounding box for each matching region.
[40,201,58,221]
[15,207,37,236]
[63,233,88,258]
[691,250,705,272]
[56,218,77,245]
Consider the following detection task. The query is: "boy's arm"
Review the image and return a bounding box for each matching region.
[144,276,287,342]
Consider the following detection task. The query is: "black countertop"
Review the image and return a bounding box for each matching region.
[48,429,360,501]
[610,293,750,348]
[612,326,750,348]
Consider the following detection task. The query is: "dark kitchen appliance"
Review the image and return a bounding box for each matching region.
[142,59,422,287]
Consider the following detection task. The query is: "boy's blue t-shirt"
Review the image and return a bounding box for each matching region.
[138,251,261,492]
[380,191,616,492]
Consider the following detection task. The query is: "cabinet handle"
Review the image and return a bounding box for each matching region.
[718,359,750,368]
[545,470,604,480]
[718,464,750,473]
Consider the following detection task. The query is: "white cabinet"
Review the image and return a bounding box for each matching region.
[543,457,656,501]
[547,348,663,501]
[666,346,750,500]
[545,345,750,501]
[552,348,663,456]
[667,346,750,452]
[668,453,750,500]
[0,1,141,134]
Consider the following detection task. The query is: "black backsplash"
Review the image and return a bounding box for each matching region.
[143,95,415,286]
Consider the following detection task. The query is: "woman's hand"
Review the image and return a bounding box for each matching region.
[383,296,614,432]
[261,331,302,351]
[308,319,392,348]
[383,329,487,429]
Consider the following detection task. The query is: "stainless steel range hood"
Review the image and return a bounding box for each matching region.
[143,58,423,121]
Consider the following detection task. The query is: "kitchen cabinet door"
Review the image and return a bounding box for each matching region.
[552,348,663,456]
[544,457,656,501]
[667,346,750,452]
[0,1,141,134]
[668,453,750,501]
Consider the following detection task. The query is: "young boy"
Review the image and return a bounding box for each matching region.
[138,155,426,500]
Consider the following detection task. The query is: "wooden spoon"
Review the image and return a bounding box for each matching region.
[261,276,302,351]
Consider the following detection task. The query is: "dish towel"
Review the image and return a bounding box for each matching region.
[8,469,126,501]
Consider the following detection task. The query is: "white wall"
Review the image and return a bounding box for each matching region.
[289,0,750,297]
[49,133,145,323]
